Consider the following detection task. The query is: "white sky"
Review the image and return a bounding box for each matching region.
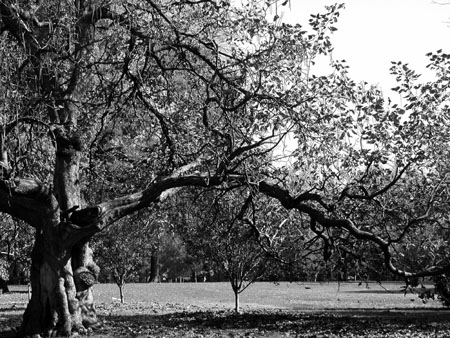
[276,0,450,97]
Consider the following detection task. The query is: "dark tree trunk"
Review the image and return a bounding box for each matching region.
[191,267,197,283]
[149,253,160,283]
[20,228,77,336]
[0,277,9,293]
[18,216,100,337]
[17,129,101,337]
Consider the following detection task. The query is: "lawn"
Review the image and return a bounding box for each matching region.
[1,281,449,337]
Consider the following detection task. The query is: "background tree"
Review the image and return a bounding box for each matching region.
[157,232,194,282]
[92,210,156,303]
[0,215,34,290]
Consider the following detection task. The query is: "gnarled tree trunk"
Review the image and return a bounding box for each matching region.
[0,2,104,334]
[17,129,101,337]
[19,228,100,337]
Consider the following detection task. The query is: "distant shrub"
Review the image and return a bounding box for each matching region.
[434,274,450,307]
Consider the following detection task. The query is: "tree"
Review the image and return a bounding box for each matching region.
[174,188,270,313]
[92,211,154,303]
[257,53,450,284]
[1,1,327,335]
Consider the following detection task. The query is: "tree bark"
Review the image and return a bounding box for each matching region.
[0,277,9,293]
[20,225,79,337]
[234,289,240,314]
[14,128,100,337]
[149,253,160,283]
[119,284,125,304]
[72,243,100,329]
[191,267,197,283]
[17,223,101,337]
[17,226,100,337]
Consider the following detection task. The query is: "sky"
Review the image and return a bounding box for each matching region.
[276,0,450,97]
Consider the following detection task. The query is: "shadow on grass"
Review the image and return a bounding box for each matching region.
[100,308,450,336]
[342,289,405,294]
[0,313,22,338]
[2,309,450,337]
[0,305,27,313]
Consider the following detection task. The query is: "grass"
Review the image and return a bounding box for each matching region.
[1,281,449,337]
[93,281,442,310]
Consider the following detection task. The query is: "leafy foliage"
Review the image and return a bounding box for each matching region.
[0,215,33,284]
[0,258,9,282]
[93,210,157,302]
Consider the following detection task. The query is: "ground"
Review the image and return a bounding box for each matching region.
[1,282,449,337]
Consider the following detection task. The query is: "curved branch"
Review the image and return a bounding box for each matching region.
[256,180,448,279]
[96,174,225,226]
[342,162,413,201]
[70,158,235,233]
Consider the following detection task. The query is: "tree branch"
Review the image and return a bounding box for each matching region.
[256,179,449,279]
[0,178,58,227]
[342,162,413,201]
[70,169,235,232]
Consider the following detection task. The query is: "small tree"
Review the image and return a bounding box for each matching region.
[222,224,269,313]
[174,188,269,313]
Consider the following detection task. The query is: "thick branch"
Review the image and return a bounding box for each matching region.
[0,178,58,227]
[70,171,233,233]
[96,174,223,226]
[256,180,448,279]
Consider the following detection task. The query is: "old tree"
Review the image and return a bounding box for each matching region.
[1,0,450,337]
